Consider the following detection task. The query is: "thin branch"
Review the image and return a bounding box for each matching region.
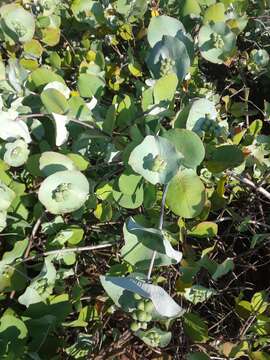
[22,243,113,263]
[19,114,110,138]
[24,214,44,259]
[147,183,169,281]
[69,118,111,138]
[227,171,270,201]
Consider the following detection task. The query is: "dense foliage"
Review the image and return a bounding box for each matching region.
[1,0,270,359]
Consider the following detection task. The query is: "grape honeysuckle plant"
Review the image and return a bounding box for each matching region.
[0,0,270,358]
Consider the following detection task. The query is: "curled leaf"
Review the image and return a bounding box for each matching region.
[100,275,185,318]
[198,22,236,64]
[52,113,69,147]
[0,110,31,143]
[121,217,182,269]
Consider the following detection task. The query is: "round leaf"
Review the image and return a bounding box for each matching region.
[39,151,77,176]
[147,35,190,80]
[163,129,205,168]
[4,139,30,167]
[166,169,206,218]
[147,15,186,48]
[206,145,245,172]
[198,22,236,64]
[129,135,182,185]
[38,170,89,214]
[2,5,35,43]
[77,73,105,98]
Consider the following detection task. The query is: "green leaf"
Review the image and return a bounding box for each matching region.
[183,285,217,304]
[44,81,70,99]
[183,313,209,343]
[41,88,69,115]
[153,73,178,104]
[174,98,217,132]
[65,332,94,358]
[52,227,84,246]
[198,22,236,64]
[26,315,56,353]
[187,352,210,360]
[24,39,43,57]
[77,73,105,98]
[166,169,206,218]
[113,180,144,209]
[163,129,205,169]
[121,217,182,269]
[147,35,191,80]
[0,239,28,265]
[94,202,112,222]
[180,0,201,17]
[236,300,252,319]
[147,15,186,48]
[103,104,116,135]
[206,145,244,172]
[68,96,93,121]
[41,27,60,46]
[212,258,234,280]
[30,67,65,90]
[39,151,77,176]
[128,135,182,185]
[251,291,268,314]
[67,153,89,171]
[251,352,270,360]
[135,327,172,348]
[188,221,218,238]
[0,313,28,356]
[1,5,35,43]
[118,169,142,195]
[71,0,105,26]
[203,3,226,23]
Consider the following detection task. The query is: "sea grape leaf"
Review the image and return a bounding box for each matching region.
[166,169,206,218]
[212,258,234,280]
[128,135,182,185]
[163,129,205,169]
[135,327,172,348]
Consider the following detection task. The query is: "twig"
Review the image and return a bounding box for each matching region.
[69,118,111,138]
[147,183,169,280]
[227,171,270,201]
[10,214,44,299]
[238,287,270,341]
[19,114,110,138]
[22,243,113,263]
[24,214,44,259]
